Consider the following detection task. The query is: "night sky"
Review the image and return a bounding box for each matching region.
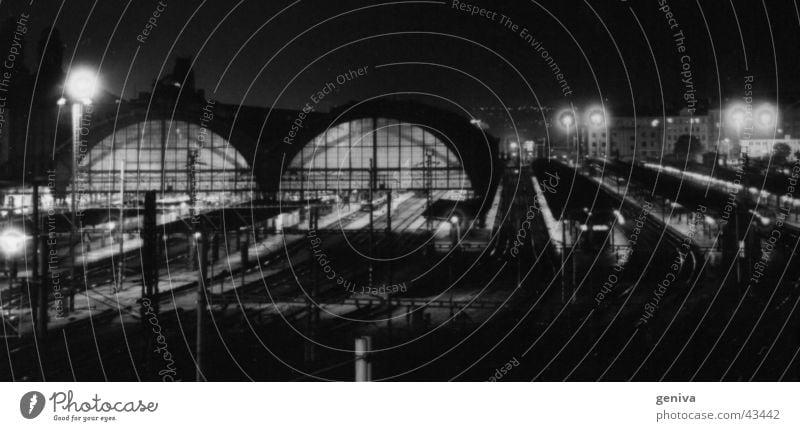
[3,0,799,114]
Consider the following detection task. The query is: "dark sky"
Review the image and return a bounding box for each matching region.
[3,0,799,114]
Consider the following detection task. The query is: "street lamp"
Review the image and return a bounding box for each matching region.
[726,103,748,135]
[586,107,608,159]
[0,228,27,292]
[755,103,777,131]
[588,110,605,128]
[556,106,611,164]
[724,103,749,163]
[0,228,26,256]
[559,111,575,128]
[63,66,99,313]
[65,68,99,104]
[450,215,461,249]
[556,110,577,160]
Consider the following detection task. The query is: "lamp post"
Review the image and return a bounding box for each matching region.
[724,102,779,162]
[727,105,746,163]
[116,156,125,291]
[586,108,606,165]
[559,111,577,159]
[194,230,208,381]
[557,107,607,166]
[0,228,26,292]
[62,67,99,312]
[449,215,461,250]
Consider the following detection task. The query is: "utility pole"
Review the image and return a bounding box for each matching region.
[368,157,375,290]
[195,230,209,382]
[561,218,567,305]
[311,207,319,326]
[425,149,434,231]
[385,186,392,233]
[117,158,125,291]
[305,207,319,364]
[32,179,48,342]
[141,191,159,301]
[139,190,159,375]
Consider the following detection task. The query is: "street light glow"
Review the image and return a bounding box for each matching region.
[65,67,99,102]
[755,104,777,129]
[726,103,747,130]
[588,110,605,127]
[0,228,27,256]
[559,111,575,128]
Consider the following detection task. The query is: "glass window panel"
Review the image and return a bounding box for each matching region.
[81,120,255,202]
[281,118,472,191]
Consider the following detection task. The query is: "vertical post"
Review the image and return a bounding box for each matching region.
[33,182,48,342]
[239,228,248,287]
[195,231,209,382]
[385,188,392,233]
[368,158,374,290]
[142,191,159,299]
[311,207,319,326]
[734,210,742,286]
[425,150,434,231]
[69,102,83,313]
[571,244,577,301]
[304,207,318,365]
[117,159,125,291]
[31,182,39,288]
[38,228,49,342]
[561,218,567,304]
[354,336,372,382]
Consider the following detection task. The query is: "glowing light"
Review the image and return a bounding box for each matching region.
[588,110,605,127]
[558,111,575,129]
[755,104,777,129]
[0,228,27,256]
[65,67,99,101]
